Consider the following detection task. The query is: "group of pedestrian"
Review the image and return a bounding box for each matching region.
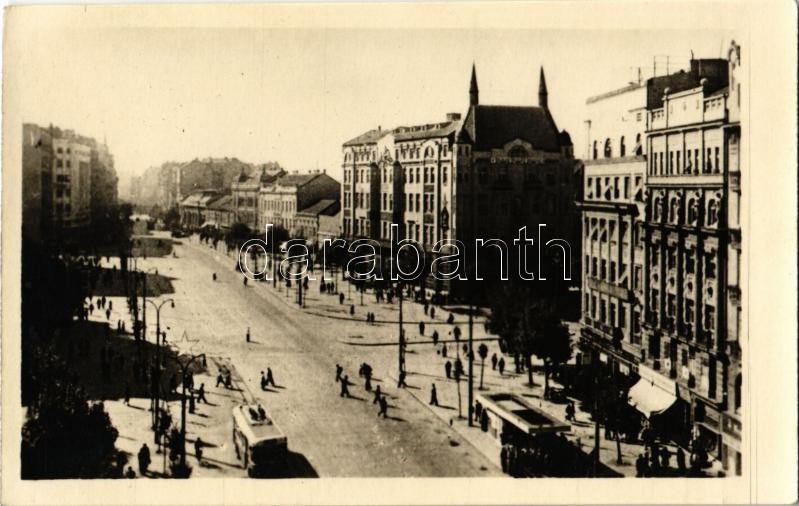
[260,368,276,390]
[336,362,391,418]
[216,368,234,389]
[319,281,336,294]
[635,445,687,477]
[365,312,377,324]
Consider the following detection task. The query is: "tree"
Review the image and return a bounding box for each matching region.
[22,344,121,478]
[487,282,572,398]
[477,343,489,390]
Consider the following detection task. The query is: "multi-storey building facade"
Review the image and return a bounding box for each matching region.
[295,199,341,244]
[23,124,119,242]
[259,171,340,236]
[22,124,54,243]
[578,43,743,476]
[231,165,285,232]
[579,81,648,375]
[340,66,580,296]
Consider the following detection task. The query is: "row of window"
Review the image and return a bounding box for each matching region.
[591,133,643,160]
[585,175,643,202]
[650,245,717,280]
[262,199,296,212]
[585,253,643,290]
[650,146,721,176]
[651,195,720,228]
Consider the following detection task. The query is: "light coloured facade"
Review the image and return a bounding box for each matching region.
[260,171,340,236]
[52,132,93,229]
[580,81,648,367]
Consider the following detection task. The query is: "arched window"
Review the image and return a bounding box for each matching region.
[619,136,626,157]
[707,199,719,226]
[592,141,598,160]
[687,198,698,224]
[653,196,662,222]
[670,198,680,223]
[604,139,612,158]
[634,133,642,156]
[509,145,527,159]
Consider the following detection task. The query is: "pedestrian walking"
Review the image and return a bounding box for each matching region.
[424,302,429,315]
[365,375,372,392]
[246,327,251,343]
[216,372,225,387]
[339,293,345,305]
[430,307,435,319]
[261,371,268,390]
[498,357,506,376]
[137,443,151,476]
[432,330,439,346]
[196,383,208,403]
[108,300,113,311]
[194,437,204,463]
[446,313,454,324]
[224,372,233,389]
[442,343,448,358]
[378,395,388,418]
[350,305,355,316]
[335,364,343,383]
[491,353,498,370]
[125,466,136,479]
[445,360,452,379]
[373,385,382,404]
[124,383,130,406]
[419,321,425,336]
[397,370,407,388]
[266,367,275,387]
[429,384,438,406]
[340,375,351,397]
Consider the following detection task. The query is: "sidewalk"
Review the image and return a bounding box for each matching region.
[198,238,490,331]
[105,355,249,478]
[386,339,722,478]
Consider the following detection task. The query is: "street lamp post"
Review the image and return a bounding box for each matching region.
[166,334,204,474]
[145,297,175,452]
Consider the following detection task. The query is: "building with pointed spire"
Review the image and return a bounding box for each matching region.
[340,65,580,300]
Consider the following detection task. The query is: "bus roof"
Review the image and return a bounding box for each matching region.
[233,404,286,444]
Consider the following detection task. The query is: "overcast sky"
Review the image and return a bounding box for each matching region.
[17,23,735,196]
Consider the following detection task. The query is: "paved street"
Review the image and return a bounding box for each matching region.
[125,232,501,477]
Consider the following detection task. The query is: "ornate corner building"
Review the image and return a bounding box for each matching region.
[340,66,581,298]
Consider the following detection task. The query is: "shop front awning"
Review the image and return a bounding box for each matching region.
[628,378,677,418]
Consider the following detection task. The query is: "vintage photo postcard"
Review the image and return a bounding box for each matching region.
[2,1,796,505]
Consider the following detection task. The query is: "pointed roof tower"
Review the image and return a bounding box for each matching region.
[469,63,479,106]
[538,66,548,109]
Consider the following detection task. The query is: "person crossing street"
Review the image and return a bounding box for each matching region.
[340,375,351,397]
[429,384,439,406]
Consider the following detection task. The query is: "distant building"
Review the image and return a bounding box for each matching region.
[23,123,118,242]
[230,164,285,232]
[295,199,341,244]
[259,171,340,235]
[178,189,224,229]
[22,124,54,243]
[206,194,235,231]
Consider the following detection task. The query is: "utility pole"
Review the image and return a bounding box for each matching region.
[468,304,474,426]
[398,280,404,379]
